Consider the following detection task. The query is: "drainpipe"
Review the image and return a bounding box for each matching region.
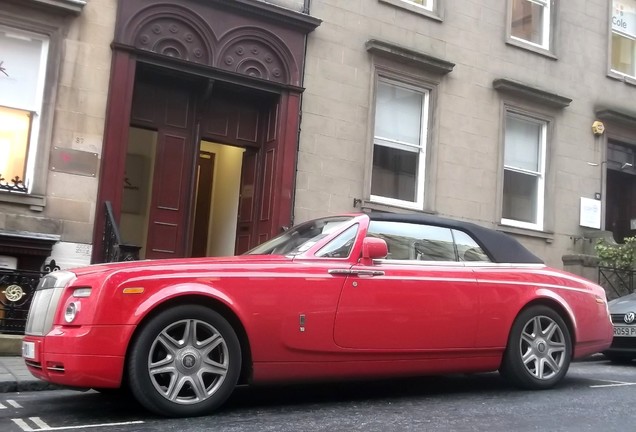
[290,0,313,228]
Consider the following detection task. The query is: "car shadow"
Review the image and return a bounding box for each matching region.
[41,370,600,420]
[223,372,537,411]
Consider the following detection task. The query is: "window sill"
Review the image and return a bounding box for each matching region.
[378,0,442,22]
[497,223,554,243]
[505,39,557,61]
[357,199,435,215]
[20,0,87,15]
[608,71,636,87]
[0,192,46,211]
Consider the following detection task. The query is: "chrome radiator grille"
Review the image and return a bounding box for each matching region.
[24,287,64,336]
[23,269,77,336]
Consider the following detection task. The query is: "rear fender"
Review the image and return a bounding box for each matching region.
[521,288,578,346]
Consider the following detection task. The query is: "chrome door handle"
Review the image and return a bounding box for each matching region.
[328,269,384,277]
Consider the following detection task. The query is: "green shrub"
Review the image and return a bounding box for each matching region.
[595,236,636,269]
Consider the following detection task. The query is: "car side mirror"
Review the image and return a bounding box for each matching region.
[361,237,388,264]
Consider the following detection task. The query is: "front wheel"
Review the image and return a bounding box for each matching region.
[499,305,572,389]
[127,305,241,417]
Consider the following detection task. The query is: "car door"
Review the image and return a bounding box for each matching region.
[333,221,479,350]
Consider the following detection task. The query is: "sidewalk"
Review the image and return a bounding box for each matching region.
[0,356,60,393]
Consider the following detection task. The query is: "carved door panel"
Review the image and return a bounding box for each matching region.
[233,101,280,253]
[130,80,196,259]
[252,102,279,246]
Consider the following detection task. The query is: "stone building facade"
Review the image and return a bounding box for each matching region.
[0,0,635,272]
[0,0,114,270]
[295,0,636,267]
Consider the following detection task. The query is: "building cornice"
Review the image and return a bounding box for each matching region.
[595,107,636,129]
[208,0,321,33]
[493,78,572,109]
[365,39,455,75]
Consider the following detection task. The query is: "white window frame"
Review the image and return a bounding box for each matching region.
[378,0,440,20]
[370,78,429,210]
[501,111,547,231]
[610,0,636,78]
[509,0,552,52]
[401,0,434,12]
[0,25,50,194]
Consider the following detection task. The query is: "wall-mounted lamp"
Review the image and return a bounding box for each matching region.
[622,162,633,170]
[592,120,605,136]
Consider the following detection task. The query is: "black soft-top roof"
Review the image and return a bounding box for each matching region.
[367,212,544,264]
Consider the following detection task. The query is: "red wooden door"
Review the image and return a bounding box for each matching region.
[130,80,196,259]
[252,102,280,246]
[234,101,279,254]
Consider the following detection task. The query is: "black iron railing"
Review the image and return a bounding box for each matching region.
[598,266,636,300]
[0,174,28,193]
[0,260,59,334]
[103,201,141,262]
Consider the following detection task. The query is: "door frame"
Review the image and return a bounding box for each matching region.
[92,0,317,262]
[92,53,302,262]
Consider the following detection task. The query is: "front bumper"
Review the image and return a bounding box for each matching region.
[23,324,135,389]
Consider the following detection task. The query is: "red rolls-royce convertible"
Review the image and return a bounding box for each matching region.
[22,212,613,417]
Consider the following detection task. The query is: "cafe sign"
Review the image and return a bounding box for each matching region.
[613,0,636,38]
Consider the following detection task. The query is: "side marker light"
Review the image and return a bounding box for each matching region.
[123,287,145,294]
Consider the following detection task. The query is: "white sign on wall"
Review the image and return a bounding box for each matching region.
[613,0,636,38]
[580,197,602,230]
[0,255,17,269]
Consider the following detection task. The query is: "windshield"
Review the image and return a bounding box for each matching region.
[246,216,355,256]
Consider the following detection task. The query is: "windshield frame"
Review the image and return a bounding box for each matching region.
[245,215,361,258]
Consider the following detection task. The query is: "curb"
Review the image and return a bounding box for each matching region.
[0,379,62,393]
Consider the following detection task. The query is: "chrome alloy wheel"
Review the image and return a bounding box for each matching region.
[148,319,229,405]
[519,315,566,380]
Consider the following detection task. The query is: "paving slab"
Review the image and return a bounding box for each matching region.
[0,356,61,393]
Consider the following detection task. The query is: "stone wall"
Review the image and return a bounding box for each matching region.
[296,0,633,269]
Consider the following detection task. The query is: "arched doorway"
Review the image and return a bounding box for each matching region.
[92,0,319,262]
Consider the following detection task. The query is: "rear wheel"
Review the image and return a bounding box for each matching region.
[127,305,241,417]
[500,305,572,389]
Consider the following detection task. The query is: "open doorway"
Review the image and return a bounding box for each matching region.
[98,62,293,263]
[193,142,245,257]
[605,141,636,243]
[119,132,246,259]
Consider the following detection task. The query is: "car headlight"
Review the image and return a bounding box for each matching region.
[64,302,80,323]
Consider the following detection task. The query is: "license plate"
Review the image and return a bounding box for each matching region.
[22,341,35,360]
[613,325,636,337]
